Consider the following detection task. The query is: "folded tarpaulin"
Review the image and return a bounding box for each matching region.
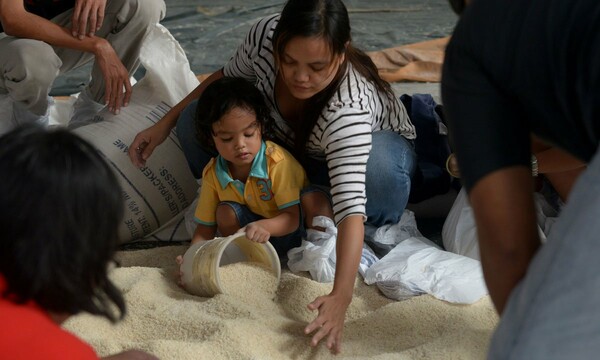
[367,36,449,83]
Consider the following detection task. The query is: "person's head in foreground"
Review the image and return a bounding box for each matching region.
[0,124,125,320]
[195,77,274,171]
[272,0,394,152]
[0,125,132,358]
[447,0,468,15]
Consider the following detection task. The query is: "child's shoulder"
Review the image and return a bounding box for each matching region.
[263,141,307,183]
[263,141,305,175]
[264,141,294,163]
[201,157,218,178]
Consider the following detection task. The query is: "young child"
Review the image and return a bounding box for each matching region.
[187,77,310,257]
[0,125,158,360]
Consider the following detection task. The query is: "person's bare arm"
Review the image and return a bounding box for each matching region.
[243,205,300,243]
[535,148,585,174]
[129,69,225,167]
[530,135,586,200]
[0,0,130,113]
[304,214,363,354]
[469,166,541,313]
[1,0,99,50]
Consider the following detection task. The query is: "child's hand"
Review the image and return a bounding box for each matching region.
[241,222,271,243]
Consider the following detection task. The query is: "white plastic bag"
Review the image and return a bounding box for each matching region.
[364,237,488,304]
[72,23,200,242]
[135,23,200,107]
[287,216,337,283]
[358,242,379,278]
[287,216,380,282]
[442,188,554,260]
[365,210,422,257]
[441,188,480,260]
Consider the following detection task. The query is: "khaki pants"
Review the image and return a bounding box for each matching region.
[0,0,166,116]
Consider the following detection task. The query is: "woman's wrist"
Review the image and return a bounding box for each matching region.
[330,285,353,303]
[445,153,460,178]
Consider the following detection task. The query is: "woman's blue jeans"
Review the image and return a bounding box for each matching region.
[176,99,416,227]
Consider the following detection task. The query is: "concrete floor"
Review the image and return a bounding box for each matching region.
[51,0,457,96]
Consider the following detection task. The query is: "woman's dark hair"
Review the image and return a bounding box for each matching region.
[194,77,274,150]
[0,125,126,322]
[272,0,395,156]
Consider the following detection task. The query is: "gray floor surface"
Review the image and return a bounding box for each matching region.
[51,0,457,97]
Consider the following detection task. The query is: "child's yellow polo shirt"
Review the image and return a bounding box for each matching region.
[194,141,308,226]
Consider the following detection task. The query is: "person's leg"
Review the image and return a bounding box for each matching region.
[215,202,250,236]
[175,99,218,178]
[301,186,333,230]
[488,148,600,359]
[217,201,303,258]
[365,131,417,226]
[269,228,303,259]
[50,0,166,103]
[0,37,61,134]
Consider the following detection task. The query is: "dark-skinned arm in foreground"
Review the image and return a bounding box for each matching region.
[469,166,541,313]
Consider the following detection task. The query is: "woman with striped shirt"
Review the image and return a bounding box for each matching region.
[129,0,416,353]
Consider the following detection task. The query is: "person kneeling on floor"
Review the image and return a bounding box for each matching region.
[0,0,166,134]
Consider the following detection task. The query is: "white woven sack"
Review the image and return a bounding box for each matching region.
[73,24,200,242]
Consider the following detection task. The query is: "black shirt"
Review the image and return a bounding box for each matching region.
[442,0,600,190]
[0,0,74,33]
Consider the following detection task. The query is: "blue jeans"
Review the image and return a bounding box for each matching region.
[488,148,600,360]
[220,201,302,258]
[365,131,416,226]
[177,100,416,227]
[302,131,416,226]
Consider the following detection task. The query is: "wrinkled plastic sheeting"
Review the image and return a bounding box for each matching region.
[365,209,423,257]
[442,188,556,261]
[287,216,379,283]
[137,23,200,106]
[359,242,379,278]
[287,216,338,283]
[364,237,488,304]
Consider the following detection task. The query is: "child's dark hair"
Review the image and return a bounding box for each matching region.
[272,0,395,157]
[194,77,274,150]
[0,125,126,323]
